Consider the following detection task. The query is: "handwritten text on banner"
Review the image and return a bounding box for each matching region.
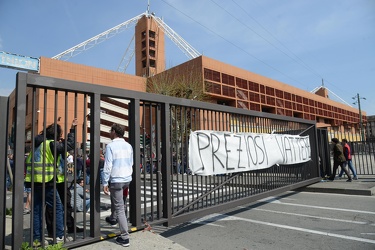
[189,130,311,176]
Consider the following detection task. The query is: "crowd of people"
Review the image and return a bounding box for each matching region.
[20,120,132,247]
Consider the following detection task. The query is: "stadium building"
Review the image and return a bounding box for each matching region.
[7,12,367,146]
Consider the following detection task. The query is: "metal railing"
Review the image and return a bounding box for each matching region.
[1,72,321,249]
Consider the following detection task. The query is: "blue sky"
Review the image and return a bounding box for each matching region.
[1,0,374,115]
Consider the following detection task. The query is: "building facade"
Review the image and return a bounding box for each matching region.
[8,14,367,146]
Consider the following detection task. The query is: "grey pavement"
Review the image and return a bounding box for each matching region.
[74,175,375,249]
[5,175,375,249]
[297,175,375,196]
[71,229,188,250]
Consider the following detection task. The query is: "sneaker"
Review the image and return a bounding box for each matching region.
[346,179,352,182]
[33,239,49,247]
[116,237,130,247]
[23,208,30,215]
[56,236,73,243]
[353,176,358,180]
[106,216,118,226]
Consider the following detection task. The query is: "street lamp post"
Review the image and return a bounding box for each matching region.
[353,93,366,141]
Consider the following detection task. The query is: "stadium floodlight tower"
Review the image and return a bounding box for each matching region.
[52,5,201,76]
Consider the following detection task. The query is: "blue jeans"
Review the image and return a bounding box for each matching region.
[86,172,90,185]
[99,168,104,184]
[76,169,82,179]
[85,199,91,211]
[339,160,357,178]
[33,186,64,241]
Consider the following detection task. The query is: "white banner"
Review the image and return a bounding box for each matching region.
[189,130,311,176]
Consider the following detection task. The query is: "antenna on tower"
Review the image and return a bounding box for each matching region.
[321,78,324,87]
[147,0,150,15]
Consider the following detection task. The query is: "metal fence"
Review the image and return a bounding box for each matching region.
[1,72,321,249]
[328,130,375,176]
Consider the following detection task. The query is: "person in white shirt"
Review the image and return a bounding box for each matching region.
[102,123,133,247]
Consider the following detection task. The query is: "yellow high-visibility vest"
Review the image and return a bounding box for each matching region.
[25,140,64,183]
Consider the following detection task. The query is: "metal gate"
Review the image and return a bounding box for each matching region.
[1,73,321,249]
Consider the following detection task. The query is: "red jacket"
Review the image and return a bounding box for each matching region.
[343,143,352,160]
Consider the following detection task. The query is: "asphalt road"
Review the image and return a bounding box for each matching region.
[158,190,375,250]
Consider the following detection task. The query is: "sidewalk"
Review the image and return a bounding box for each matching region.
[297,175,375,196]
[75,176,375,250]
[71,229,188,250]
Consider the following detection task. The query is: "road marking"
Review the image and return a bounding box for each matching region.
[259,196,375,215]
[191,213,375,244]
[269,201,375,215]
[252,208,374,226]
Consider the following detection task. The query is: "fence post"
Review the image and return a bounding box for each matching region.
[0,95,9,250]
[12,73,27,249]
[89,93,101,237]
[129,98,142,227]
[160,102,172,226]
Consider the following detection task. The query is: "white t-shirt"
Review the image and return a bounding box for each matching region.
[67,154,74,164]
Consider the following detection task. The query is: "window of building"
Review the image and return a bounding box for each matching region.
[205,81,221,95]
[266,86,274,96]
[260,85,265,94]
[303,97,308,105]
[222,86,235,97]
[285,110,292,117]
[217,100,233,106]
[276,98,284,107]
[236,89,248,100]
[222,73,235,86]
[266,96,275,106]
[249,92,260,102]
[296,104,303,111]
[262,106,275,114]
[284,92,291,100]
[237,100,249,109]
[285,101,292,109]
[249,81,259,92]
[204,68,221,82]
[236,77,247,89]
[150,59,155,67]
[296,96,302,103]
[260,95,266,104]
[149,49,155,57]
[275,90,283,98]
[293,112,303,118]
[149,30,156,38]
[149,40,155,48]
[250,103,260,111]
